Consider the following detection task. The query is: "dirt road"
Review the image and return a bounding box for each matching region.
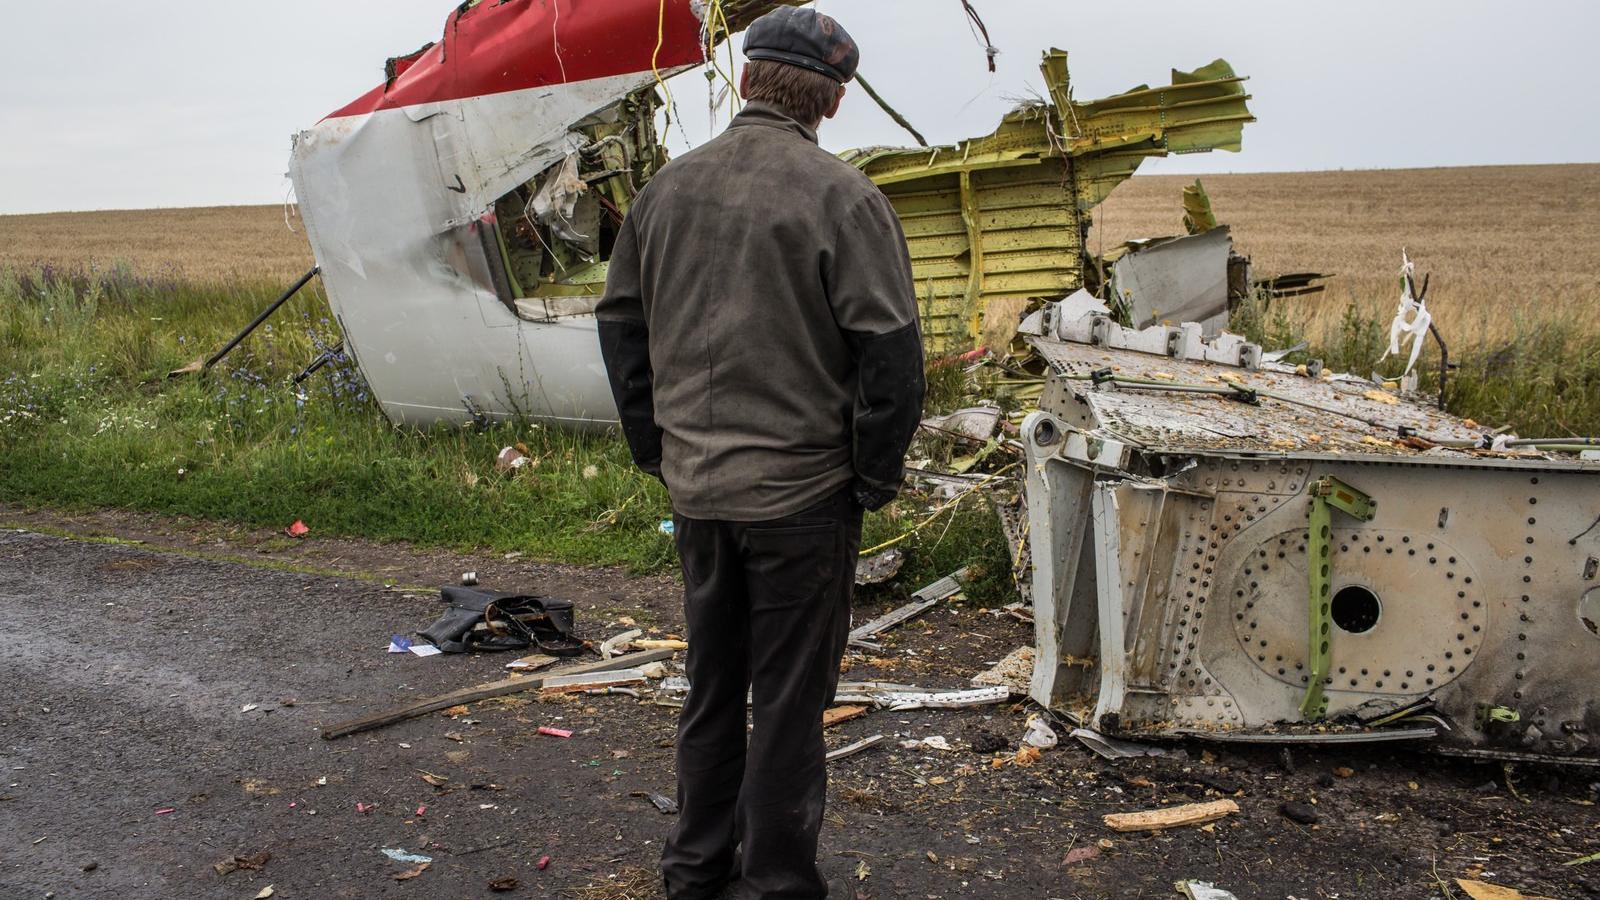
[2,511,1597,899]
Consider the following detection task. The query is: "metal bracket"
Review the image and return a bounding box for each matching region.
[1301,476,1377,721]
[1475,704,1521,731]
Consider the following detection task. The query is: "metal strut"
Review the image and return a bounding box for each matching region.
[1301,476,1375,721]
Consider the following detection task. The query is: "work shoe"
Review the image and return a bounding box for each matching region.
[826,877,859,900]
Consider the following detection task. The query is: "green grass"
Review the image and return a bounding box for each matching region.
[0,265,1012,600]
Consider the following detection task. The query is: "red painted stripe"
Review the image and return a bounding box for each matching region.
[327,0,706,120]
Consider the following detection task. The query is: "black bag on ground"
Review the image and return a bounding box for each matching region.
[416,586,584,655]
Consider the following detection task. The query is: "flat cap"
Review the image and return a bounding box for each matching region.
[743,7,858,83]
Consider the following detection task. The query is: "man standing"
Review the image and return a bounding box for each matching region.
[596,9,924,898]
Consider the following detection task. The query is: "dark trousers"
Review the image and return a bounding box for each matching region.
[661,488,863,900]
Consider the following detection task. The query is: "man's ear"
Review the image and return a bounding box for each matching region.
[739,67,751,97]
[824,84,846,120]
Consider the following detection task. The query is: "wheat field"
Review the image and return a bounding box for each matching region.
[2,163,1596,353]
[1091,163,1600,352]
[0,204,316,282]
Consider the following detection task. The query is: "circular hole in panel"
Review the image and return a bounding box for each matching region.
[1331,585,1382,634]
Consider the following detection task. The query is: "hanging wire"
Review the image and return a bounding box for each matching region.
[651,0,676,121]
[959,0,999,73]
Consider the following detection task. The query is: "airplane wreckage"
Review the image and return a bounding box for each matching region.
[285,0,1600,765]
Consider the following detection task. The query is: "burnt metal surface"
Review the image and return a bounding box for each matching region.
[1020,300,1600,764]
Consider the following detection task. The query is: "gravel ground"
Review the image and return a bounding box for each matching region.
[2,509,1598,900]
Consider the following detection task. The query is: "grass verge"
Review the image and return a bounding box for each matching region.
[0,266,1012,600]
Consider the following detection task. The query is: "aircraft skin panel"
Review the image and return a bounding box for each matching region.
[289,0,807,427]
[325,0,712,120]
[1022,312,1600,762]
[294,68,672,427]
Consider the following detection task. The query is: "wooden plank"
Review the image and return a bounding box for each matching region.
[319,648,674,741]
[821,705,868,729]
[1102,799,1240,833]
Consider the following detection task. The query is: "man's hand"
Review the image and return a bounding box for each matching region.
[851,480,899,512]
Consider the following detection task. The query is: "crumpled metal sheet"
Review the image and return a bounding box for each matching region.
[847,51,1254,353]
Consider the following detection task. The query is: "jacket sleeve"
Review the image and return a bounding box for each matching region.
[826,190,926,500]
[596,211,664,478]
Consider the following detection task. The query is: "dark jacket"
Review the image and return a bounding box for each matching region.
[596,101,925,521]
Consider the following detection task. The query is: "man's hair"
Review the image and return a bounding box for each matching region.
[743,59,840,126]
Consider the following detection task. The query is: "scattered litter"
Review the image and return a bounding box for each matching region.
[1071,727,1184,761]
[1103,799,1239,832]
[489,876,520,892]
[639,662,669,679]
[460,571,479,586]
[409,643,443,658]
[658,519,675,536]
[1455,879,1558,900]
[972,646,1035,695]
[1022,714,1059,749]
[855,859,872,882]
[1013,745,1042,767]
[538,726,574,739]
[240,704,259,713]
[388,635,413,654]
[827,734,886,763]
[286,520,309,538]
[854,548,907,586]
[849,568,968,649]
[900,736,955,752]
[1063,845,1100,866]
[632,791,679,814]
[356,802,375,815]
[1178,881,1240,900]
[394,862,430,881]
[154,807,177,816]
[254,887,275,900]
[537,856,552,870]
[382,848,434,865]
[443,705,471,716]
[415,805,427,816]
[212,850,271,876]
[495,447,530,472]
[599,629,643,659]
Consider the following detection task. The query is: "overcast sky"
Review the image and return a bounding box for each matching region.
[1,1,1593,215]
